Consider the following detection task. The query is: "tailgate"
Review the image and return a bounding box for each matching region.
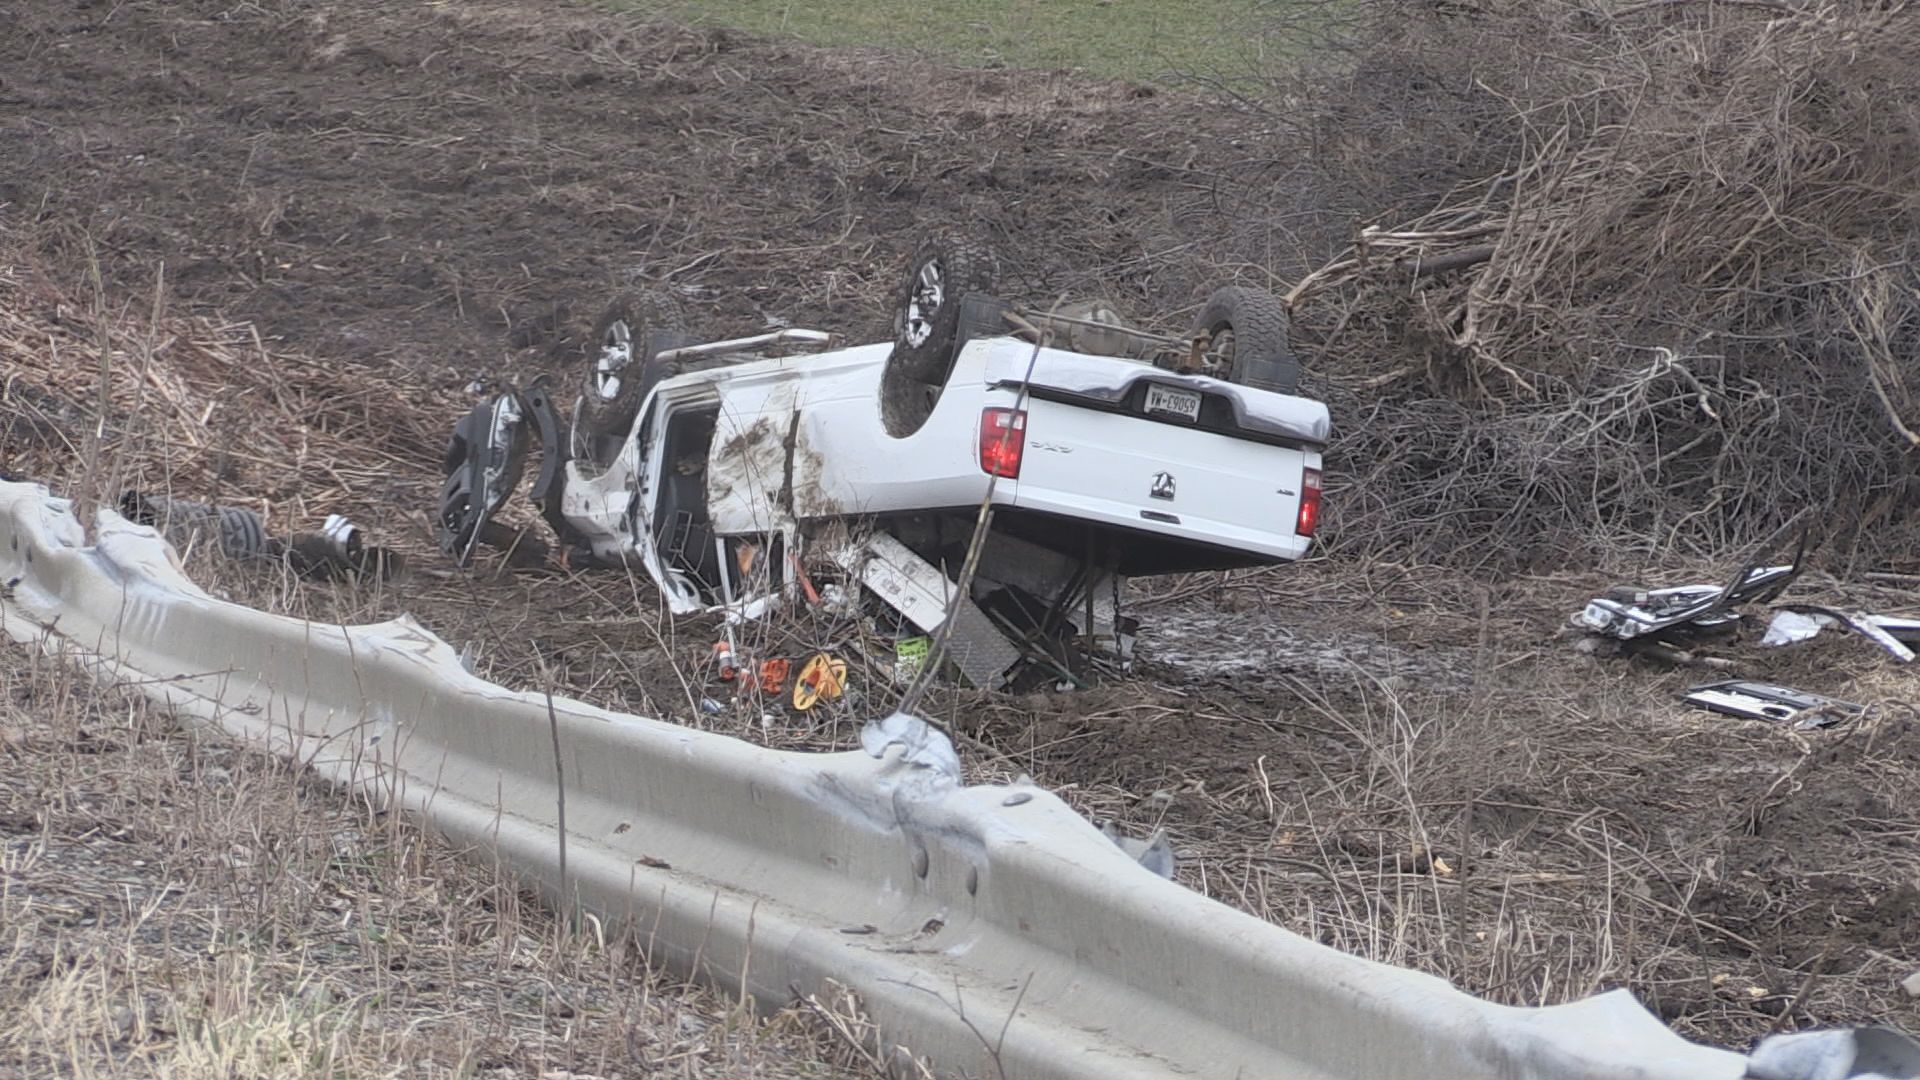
[1008,388,1317,563]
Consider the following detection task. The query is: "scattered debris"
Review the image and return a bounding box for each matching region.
[703,641,853,719]
[1576,579,1757,643]
[121,490,267,560]
[1682,680,1864,729]
[791,653,848,711]
[1574,524,1810,651]
[892,635,931,684]
[1571,512,1812,653]
[120,491,402,581]
[859,712,959,781]
[435,378,574,569]
[1764,605,1920,663]
[1572,505,1920,725]
[1762,609,1834,648]
[756,658,791,696]
[282,513,404,582]
[833,534,1021,690]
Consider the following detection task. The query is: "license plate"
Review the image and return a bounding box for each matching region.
[1144,384,1201,422]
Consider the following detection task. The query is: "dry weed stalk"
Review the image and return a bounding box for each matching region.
[793,979,937,1079]
[0,637,866,1079]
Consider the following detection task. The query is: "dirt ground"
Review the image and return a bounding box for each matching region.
[4,0,1918,1065]
[1,0,1275,375]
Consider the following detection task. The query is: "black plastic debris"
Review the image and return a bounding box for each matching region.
[435,377,576,569]
[119,492,402,581]
[121,490,268,560]
[282,513,405,582]
[1572,512,1813,646]
[1570,511,1815,660]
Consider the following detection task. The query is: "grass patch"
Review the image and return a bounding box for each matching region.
[625,0,1289,81]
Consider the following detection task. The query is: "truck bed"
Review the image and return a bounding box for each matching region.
[701,337,1327,574]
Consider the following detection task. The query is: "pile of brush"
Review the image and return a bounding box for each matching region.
[1254,0,1920,569]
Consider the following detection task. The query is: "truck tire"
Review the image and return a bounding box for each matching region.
[890,233,1003,383]
[881,233,1002,437]
[1191,286,1301,394]
[578,289,690,440]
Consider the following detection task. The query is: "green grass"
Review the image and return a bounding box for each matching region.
[627,0,1289,82]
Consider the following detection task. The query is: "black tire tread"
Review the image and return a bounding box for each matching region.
[889,234,1001,383]
[881,233,1002,437]
[1192,286,1301,394]
[578,289,690,440]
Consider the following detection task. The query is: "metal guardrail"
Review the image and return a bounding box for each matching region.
[0,480,1861,1080]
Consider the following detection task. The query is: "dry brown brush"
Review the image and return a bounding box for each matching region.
[0,229,450,546]
[1251,0,1920,568]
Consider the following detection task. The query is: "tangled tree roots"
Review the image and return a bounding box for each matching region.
[1263,0,1920,567]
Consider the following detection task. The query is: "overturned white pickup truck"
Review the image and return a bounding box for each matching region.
[439,236,1329,688]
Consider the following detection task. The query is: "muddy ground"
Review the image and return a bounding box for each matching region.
[4,0,1918,1059]
[2,0,1283,375]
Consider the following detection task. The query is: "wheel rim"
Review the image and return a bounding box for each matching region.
[902,259,944,348]
[594,319,634,399]
[1206,325,1236,375]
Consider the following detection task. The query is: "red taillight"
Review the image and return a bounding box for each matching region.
[979,407,1026,479]
[1296,467,1322,537]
